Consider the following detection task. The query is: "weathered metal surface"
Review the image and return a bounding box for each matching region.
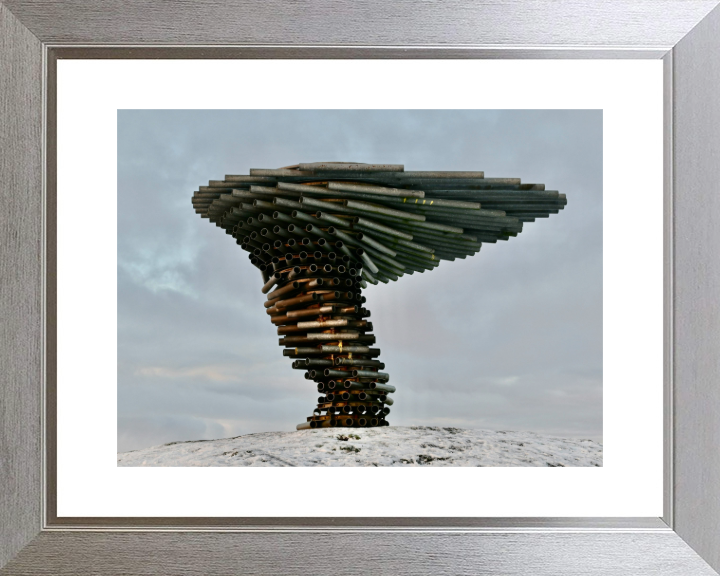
[192,162,564,428]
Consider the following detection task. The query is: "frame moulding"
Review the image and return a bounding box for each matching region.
[2,1,720,574]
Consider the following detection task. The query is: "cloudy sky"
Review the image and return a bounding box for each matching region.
[117,110,602,453]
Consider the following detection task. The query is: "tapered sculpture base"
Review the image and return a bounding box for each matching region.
[261,251,393,429]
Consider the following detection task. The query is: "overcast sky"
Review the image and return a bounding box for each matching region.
[117,109,602,453]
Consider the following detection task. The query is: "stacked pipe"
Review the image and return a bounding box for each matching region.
[191,162,566,429]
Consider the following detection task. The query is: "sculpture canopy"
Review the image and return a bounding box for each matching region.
[191,162,566,284]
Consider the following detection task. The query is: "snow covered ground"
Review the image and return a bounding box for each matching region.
[117,426,602,467]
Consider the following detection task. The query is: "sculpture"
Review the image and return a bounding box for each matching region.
[192,163,566,429]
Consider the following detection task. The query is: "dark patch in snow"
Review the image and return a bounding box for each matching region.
[162,438,213,447]
[418,454,451,464]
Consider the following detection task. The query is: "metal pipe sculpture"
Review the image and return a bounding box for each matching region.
[192,163,567,430]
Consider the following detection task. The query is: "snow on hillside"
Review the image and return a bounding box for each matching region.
[117,426,602,467]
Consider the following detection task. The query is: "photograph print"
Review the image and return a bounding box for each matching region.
[116,109,602,467]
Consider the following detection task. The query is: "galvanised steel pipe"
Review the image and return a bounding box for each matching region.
[328,181,425,199]
[369,382,396,393]
[335,358,385,368]
[314,211,348,228]
[353,370,390,381]
[355,248,379,275]
[298,162,404,172]
[344,199,426,222]
[352,217,413,241]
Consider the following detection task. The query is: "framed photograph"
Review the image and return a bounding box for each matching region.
[113,107,605,472]
[2,1,720,574]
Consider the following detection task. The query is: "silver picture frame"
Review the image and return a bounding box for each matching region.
[2,1,720,573]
